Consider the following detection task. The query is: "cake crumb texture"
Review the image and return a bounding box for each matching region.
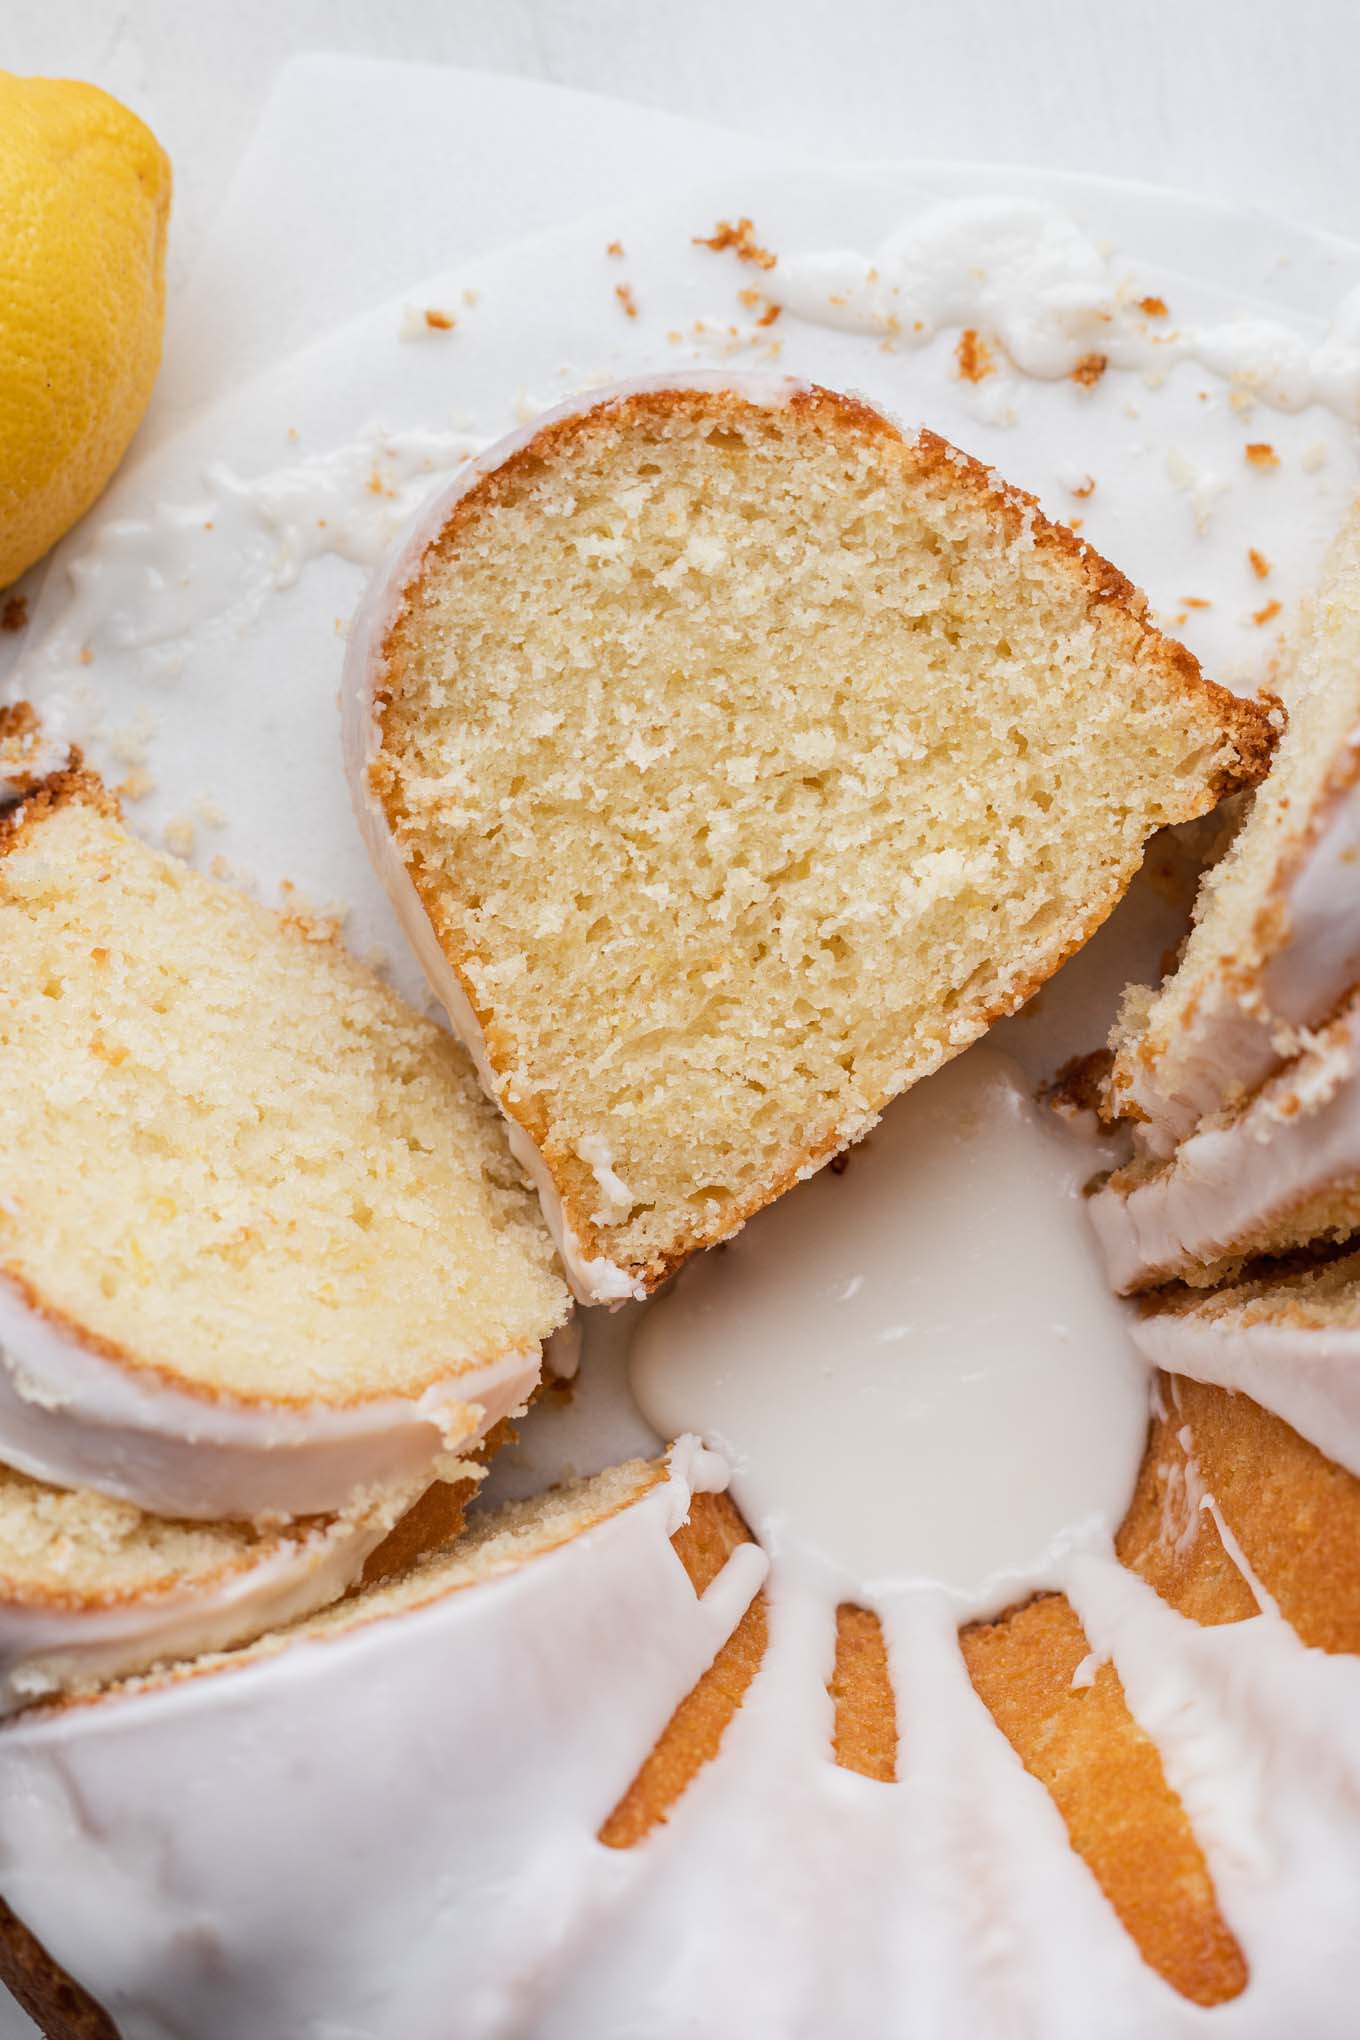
[375,384,1271,1288]
[0,776,567,1405]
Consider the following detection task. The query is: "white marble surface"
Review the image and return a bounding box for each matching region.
[8,0,1360,283]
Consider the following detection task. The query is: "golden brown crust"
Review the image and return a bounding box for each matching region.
[0,1898,119,2040]
[1114,1396,1260,1627]
[599,1489,766,1848]
[0,760,115,853]
[373,382,1276,1292]
[1162,1373,1360,1654]
[830,1605,897,1782]
[960,1593,1248,2007]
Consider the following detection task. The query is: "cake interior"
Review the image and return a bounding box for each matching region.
[0,782,568,1404]
[376,388,1266,1284]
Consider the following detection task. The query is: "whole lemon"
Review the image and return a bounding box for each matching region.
[0,74,171,588]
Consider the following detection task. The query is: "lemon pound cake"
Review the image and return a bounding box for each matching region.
[346,375,1273,1301]
[1108,499,1360,1156]
[0,771,569,1520]
[1091,985,1360,1293]
[3,1401,1359,2039]
[0,1461,433,1717]
[0,1442,758,2040]
[1130,1252,1360,1476]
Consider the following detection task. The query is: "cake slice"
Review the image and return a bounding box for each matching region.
[0,1443,758,2040]
[346,375,1272,1301]
[1089,987,1360,1294]
[0,1461,454,1716]
[1108,499,1360,1156]
[0,770,570,1520]
[1130,1253,1360,1478]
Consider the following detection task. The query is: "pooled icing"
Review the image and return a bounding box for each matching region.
[0,1482,417,1718]
[0,1277,541,1521]
[630,1046,1146,1620]
[340,373,814,1307]
[1090,990,1360,1292]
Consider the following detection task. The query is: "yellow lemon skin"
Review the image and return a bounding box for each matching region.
[0,74,171,587]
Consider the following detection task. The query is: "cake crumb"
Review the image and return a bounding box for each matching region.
[692,217,777,270]
[1136,295,1169,318]
[116,767,156,802]
[606,240,624,258]
[1248,548,1271,580]
[738,288,782,327]
[1252,599,1282,626]
[1071,353,1107,388]
[1245,442,1279,469]
[195,796,227,830]
[399,305,456,341]
[1069,475,1096,500]
[163,814,197,859]
[955,329,995,383]
[1,595,27,633]
[615,282,639,320]
[79,646,94,667]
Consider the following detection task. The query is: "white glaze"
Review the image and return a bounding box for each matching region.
[630,1047,1146,1620]
[1090,989,1360,1292]
[773,196,1360,423]
[5,1431,1360,2038]
[0,1441,771,2040]
[1132,1306,1360,1479]
[1112,754,1360,1156]
[0,1276,541,1521]
[340,372,813,1306]
[0,1482,419,1718]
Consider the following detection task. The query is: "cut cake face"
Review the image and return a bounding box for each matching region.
[0,773,569,1520]
[348,376,1272,1300]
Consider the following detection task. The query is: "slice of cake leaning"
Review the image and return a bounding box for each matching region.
[0,771,570,1520]
[0,1460,459,1715]
[346,375,1273,1301]
[1108,497,1360,1157]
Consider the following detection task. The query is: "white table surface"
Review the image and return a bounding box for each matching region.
[9,0,1360,279]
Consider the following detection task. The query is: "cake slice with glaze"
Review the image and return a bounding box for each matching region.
[1130,1251,1360,1477]
[1090,986,1360,1294]
[0,1459,463,1717]
[0,770,570,1520]
[1107,497,1360,1156]
[345,374,1273,1302]
[0,1442,756,2040]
